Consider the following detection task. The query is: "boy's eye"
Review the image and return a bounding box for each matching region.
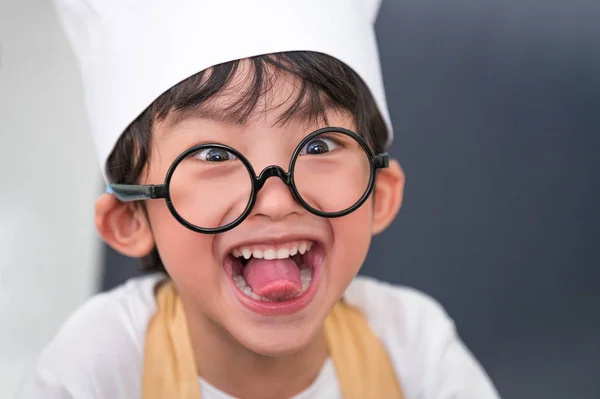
[299,136,340,155]
[193,147,237,162]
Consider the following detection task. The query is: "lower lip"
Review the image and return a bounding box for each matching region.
[223,253,323,317]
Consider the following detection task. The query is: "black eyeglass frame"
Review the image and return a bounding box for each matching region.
[107,127,389,234]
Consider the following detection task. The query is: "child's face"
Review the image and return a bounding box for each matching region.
[100,64,404,356]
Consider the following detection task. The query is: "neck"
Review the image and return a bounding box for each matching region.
[182,301,329,399]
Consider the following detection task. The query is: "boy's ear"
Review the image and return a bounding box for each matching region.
[372,159,405,235]
[95,193,155,257]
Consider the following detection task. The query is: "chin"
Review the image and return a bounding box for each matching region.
[233,321,322,357]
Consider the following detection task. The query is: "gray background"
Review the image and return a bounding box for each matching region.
[101,1,600,397]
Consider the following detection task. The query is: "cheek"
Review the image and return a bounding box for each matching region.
[145,201,219,287]
[328,199,373,284]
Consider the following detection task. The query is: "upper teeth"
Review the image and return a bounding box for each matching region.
[232,240,313,260]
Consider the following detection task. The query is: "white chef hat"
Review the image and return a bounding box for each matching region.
[53,0,393,181]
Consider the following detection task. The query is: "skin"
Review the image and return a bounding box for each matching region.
[96,64,405,399]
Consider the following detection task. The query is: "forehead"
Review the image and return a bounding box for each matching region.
[159,59,351,134]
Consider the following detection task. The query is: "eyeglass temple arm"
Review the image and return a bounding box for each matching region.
[374,153,389,170]
[106,184,168,202]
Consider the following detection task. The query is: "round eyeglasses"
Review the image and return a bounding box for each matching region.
[108,127,389,234]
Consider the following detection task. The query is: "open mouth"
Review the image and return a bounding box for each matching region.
[224,240,323,313]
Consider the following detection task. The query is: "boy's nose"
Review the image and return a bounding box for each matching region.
[250,174,303,222]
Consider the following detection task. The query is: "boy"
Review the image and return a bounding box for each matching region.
[20,0,500,398]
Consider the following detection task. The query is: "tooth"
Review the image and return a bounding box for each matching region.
[250,292,262,300]
[263,249,276,260]
[241,248,252,259]
[306,241,313,251]
[289,245,298,256]
[242,287,253,296]
[234,275,247,290]
[300,268,312,280]
[298,242,307,255]
[232,249,242,258]
[252,249,264,259]
[276,248,290,259]
[302,280,310,291]
[300,268,313,292]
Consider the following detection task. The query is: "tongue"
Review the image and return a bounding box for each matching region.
[243,258,302,301]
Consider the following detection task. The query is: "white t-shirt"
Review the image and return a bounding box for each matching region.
[17,274,500,399]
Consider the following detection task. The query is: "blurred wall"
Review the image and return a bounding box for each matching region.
[0,1,101,398]
[366,1,600,397]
